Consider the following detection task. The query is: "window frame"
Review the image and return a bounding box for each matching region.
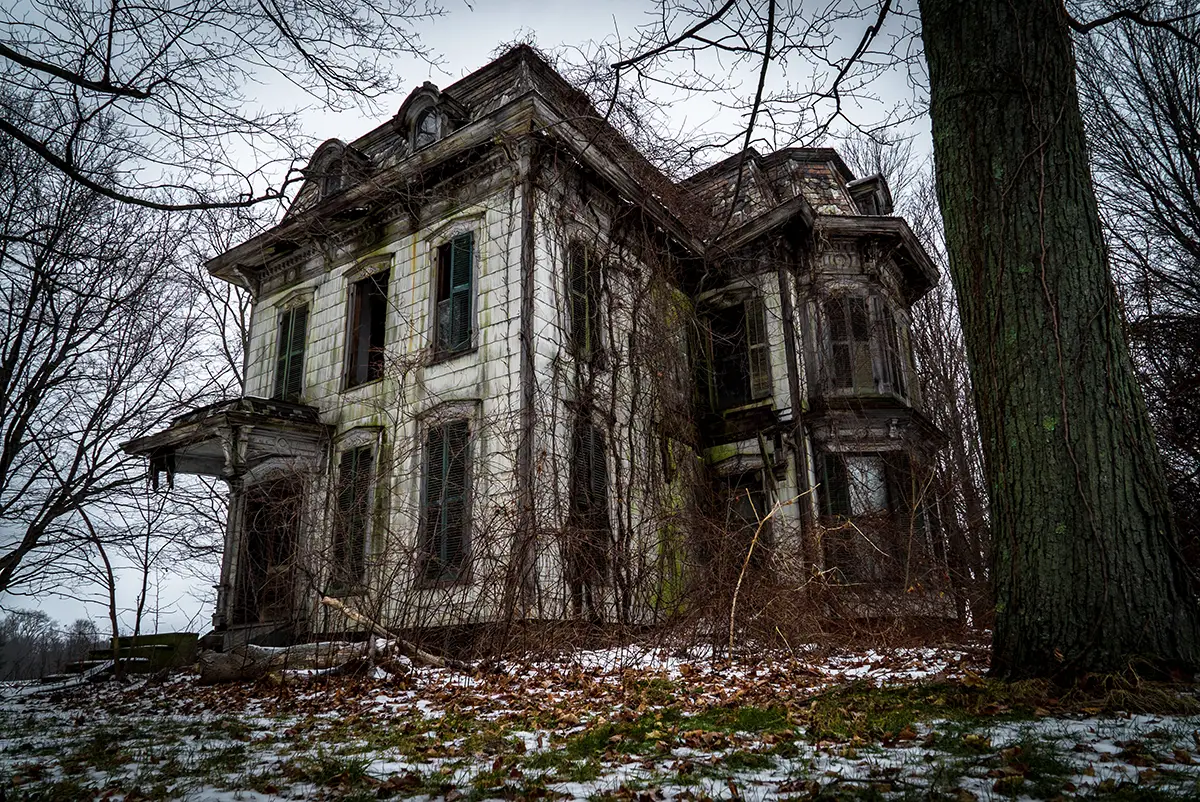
[567,240,603,359]
[331,443,374,590]
[273,303,308,403]
[344,268,390,389]
[699,294,773,412]
[432,231,475,360]
[823,292,911,401]
[419,418,472,584]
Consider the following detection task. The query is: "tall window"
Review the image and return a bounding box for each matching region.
[826,296,873,392]
[703,297,771,410]
[274,305,308,402]
[434,233,473,357]
[825,295,910,398]
[422,420,470,582]
[346,271,389,387]
[567,242,600,357]
[818,453,890,517]
[874,297,908,398]
[568,419,609,617]
[334,445,373,584]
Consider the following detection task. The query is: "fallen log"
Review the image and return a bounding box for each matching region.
[197,641,364,685]
[319,596,474,672]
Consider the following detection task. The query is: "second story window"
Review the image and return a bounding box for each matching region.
[273,305,308,402]
[703,296,772,411]
[334,444,373,585]
[434,232,473,357]
[422,419,470,582]
[346,271,389,388]
[568,242,601,357]
[824,294,910,399]
[826,296,873,392]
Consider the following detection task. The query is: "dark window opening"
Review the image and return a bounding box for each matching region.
[568,241,601,357]
[346,271,389,387]
[274,305,308,402]
[334,446,373,585]
[422,420,470,582]
[703,297,771,411]
[320,157,345,197]
[435,233,473,356]
[568,419,609,618]
[234,479,300,625]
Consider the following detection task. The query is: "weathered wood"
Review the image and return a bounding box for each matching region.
[319,596,473,671]
[197,641,364,684]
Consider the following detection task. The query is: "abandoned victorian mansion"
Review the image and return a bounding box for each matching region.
[125,46,944,647]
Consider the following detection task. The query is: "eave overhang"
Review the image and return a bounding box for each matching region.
[815,216,940,303]
[121,397,330,485]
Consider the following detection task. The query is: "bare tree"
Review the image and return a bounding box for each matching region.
[0,0,441,210]
[0,92,216,597]
[1077,1,1200,579]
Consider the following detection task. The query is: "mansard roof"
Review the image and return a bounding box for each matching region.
[208,44,936,300]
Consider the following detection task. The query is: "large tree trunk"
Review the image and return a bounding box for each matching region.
[919,0,1200,678]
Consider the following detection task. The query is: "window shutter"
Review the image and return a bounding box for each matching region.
[335,446,371,582]
[274,306,308,402]
[745,297,771,399]
[422,421,469,580]
[449,233,472,352]
[819,453,851,517]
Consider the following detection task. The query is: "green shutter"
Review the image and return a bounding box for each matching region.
[422,420,469,580]
[335,445,371,583]
[274,306,307,402]
[568,243,592,356]
[819,453,851,517]
[745,297,771,399]
[449,233,472,352]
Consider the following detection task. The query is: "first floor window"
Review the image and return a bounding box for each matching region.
[334,445,373,584]
[422,419,470,581]
[346,271,389,387]
[818,452,899,517]
[435,232,473,356]
[568,418,609,618]
[274,304,308,402]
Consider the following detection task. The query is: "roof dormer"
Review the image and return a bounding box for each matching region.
[305,139,370,201]
[846,174,894,216]
[393,82,468,152]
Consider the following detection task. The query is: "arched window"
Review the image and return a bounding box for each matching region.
[414,108,441,148]
[320,156,345,197]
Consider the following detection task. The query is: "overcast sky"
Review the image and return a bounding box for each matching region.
[4,0,931,637]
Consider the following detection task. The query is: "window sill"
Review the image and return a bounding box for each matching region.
[341,376,385,394]
[428,344,477,367]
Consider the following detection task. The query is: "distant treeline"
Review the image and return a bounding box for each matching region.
[0,610,101,681]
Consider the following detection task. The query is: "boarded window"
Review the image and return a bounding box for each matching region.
[705,297,772,410]
[435,233,473,356]
[273,305,308,402]
[568,241,601,357]
[346,271,389,387]
[826,296,873,391]
[422,420,470,582]
[334,445,373,584]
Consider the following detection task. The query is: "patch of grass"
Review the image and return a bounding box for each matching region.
[286,748,373,789]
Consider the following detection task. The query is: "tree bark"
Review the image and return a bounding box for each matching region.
[919,0,1200,678]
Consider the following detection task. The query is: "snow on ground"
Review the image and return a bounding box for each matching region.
[2,642,1198,799]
